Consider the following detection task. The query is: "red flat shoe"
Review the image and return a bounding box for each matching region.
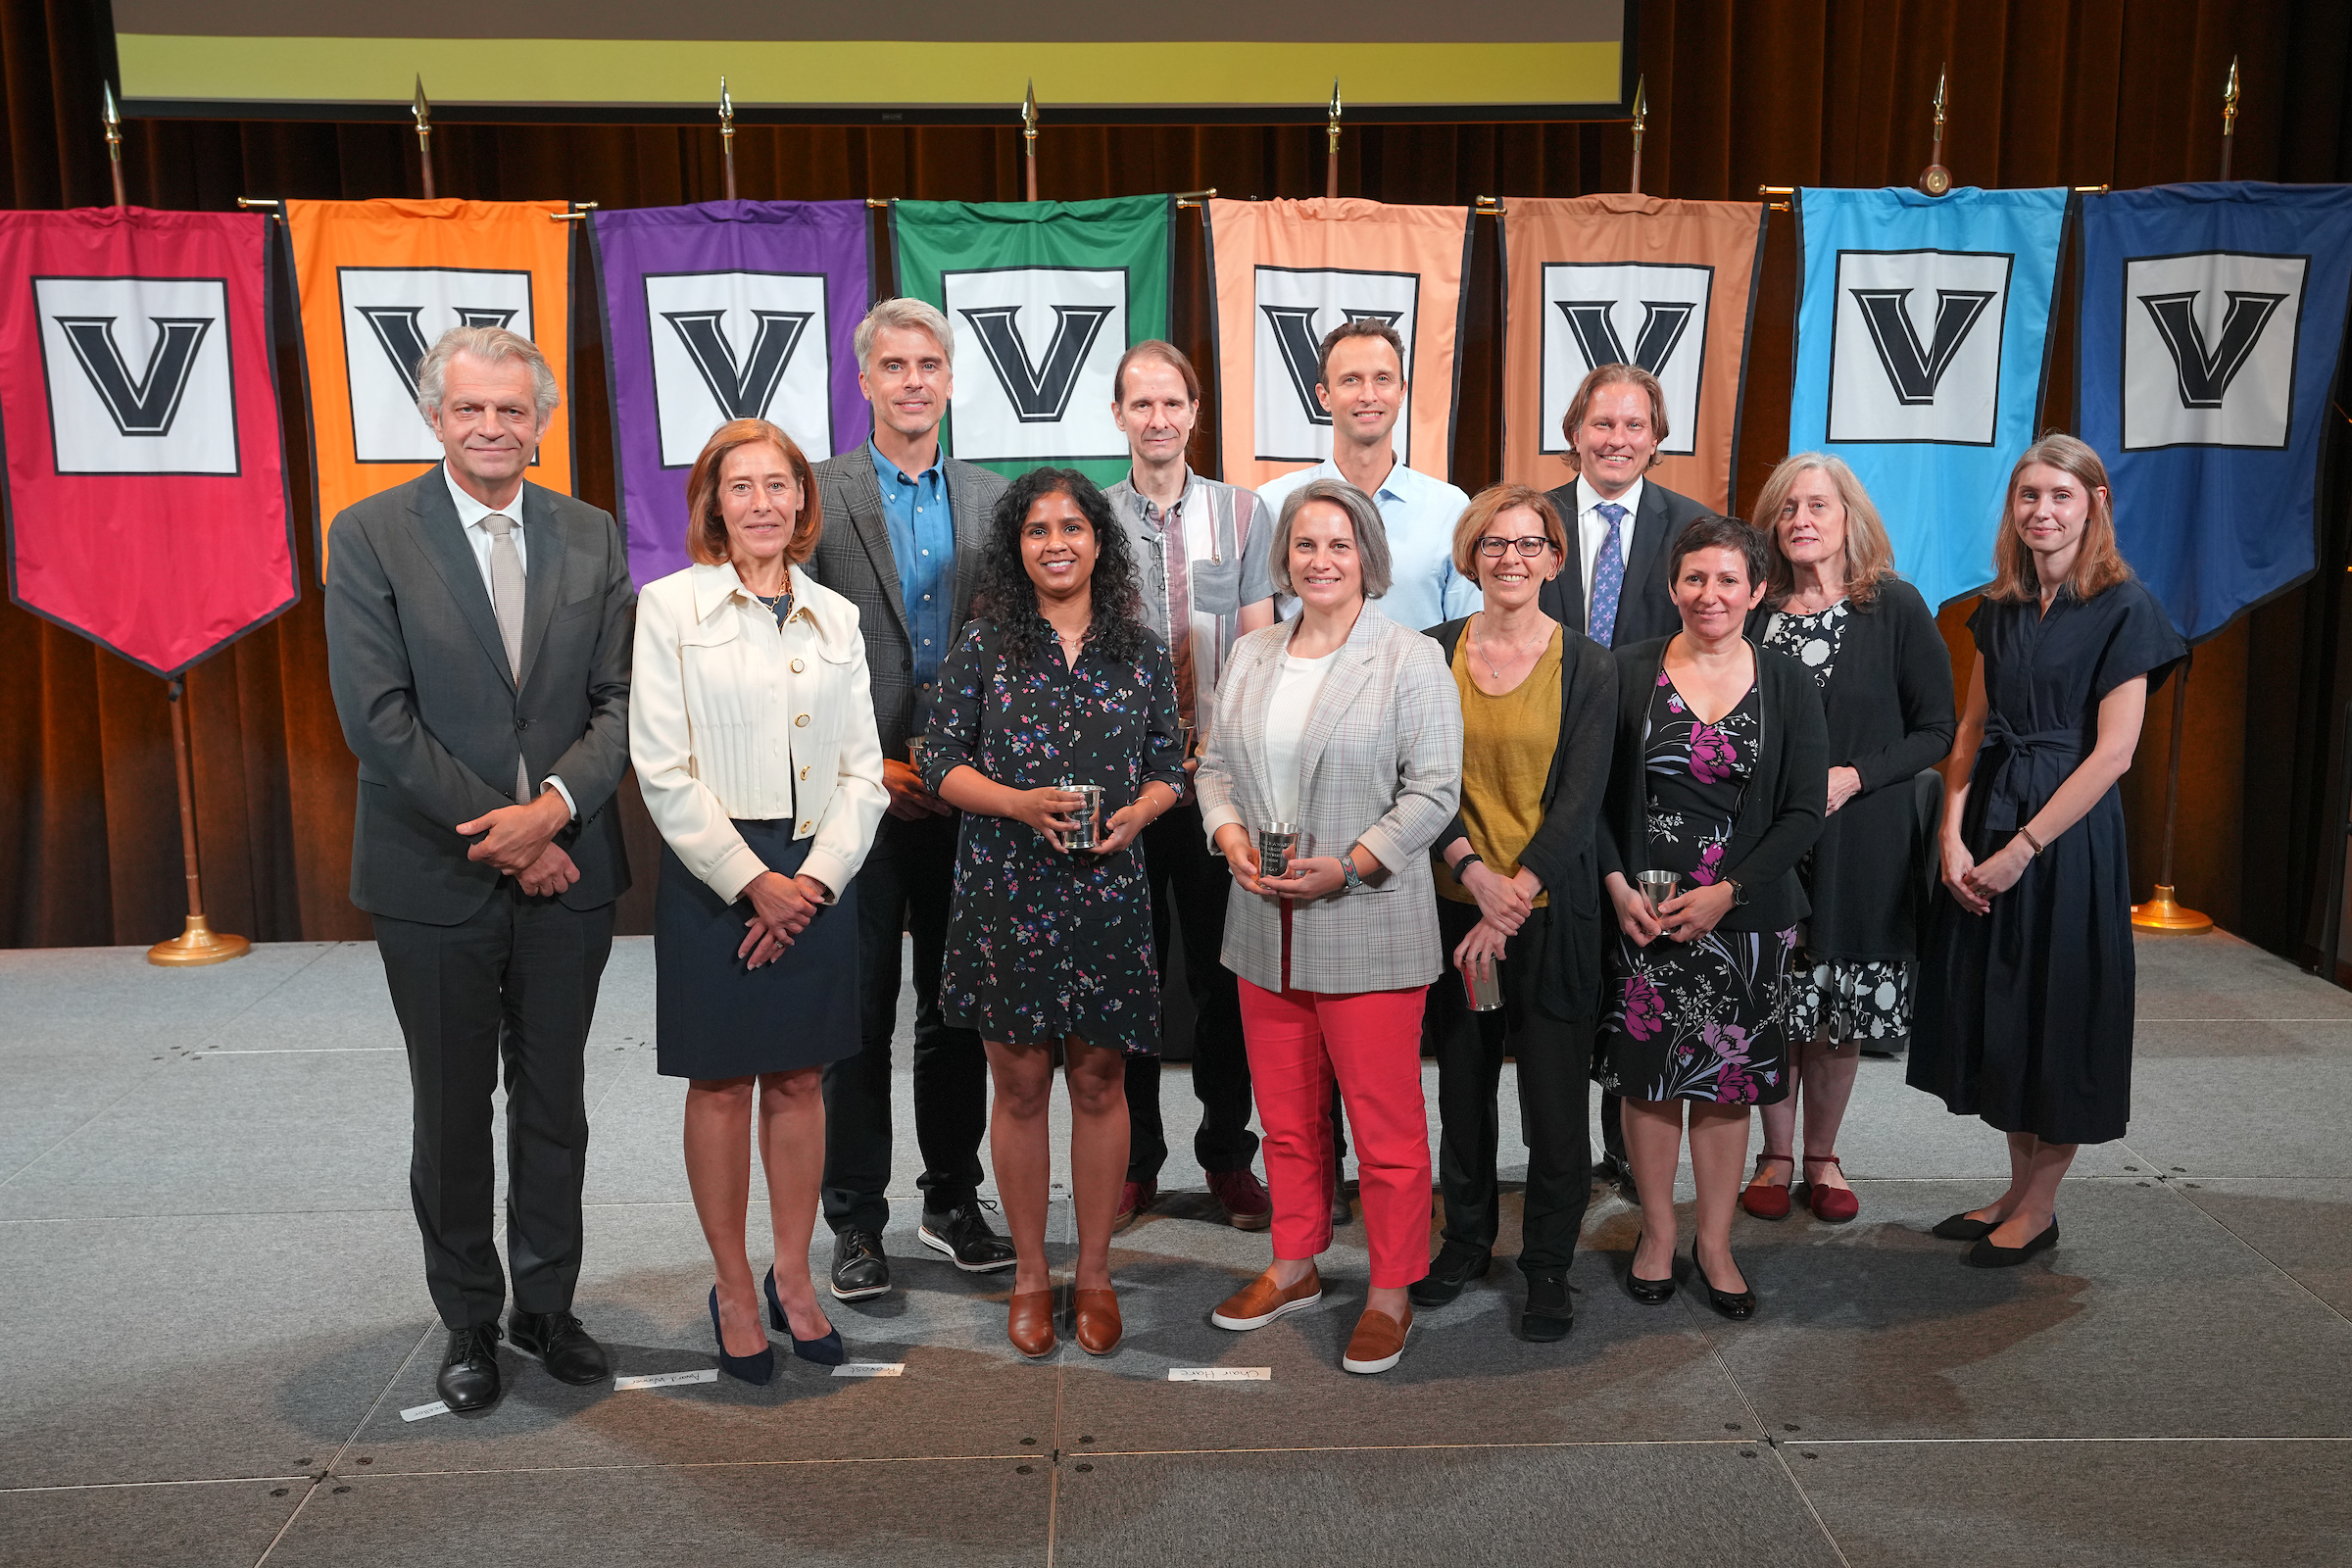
[1740,1152,1795,1220]
[1803,1154,1859,1223]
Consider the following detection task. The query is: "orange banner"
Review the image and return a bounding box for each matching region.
[286,199,573,574]
[1205,198,1472,493]
[1499,194,1766,513]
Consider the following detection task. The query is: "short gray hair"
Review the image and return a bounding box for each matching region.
[1269,477,1393,600]
[414,325,559,424]
[854,297,954,371]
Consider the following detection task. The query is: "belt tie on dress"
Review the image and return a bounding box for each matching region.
[1978,712,2086,831]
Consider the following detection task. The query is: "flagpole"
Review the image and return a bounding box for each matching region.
[1022,82,1039,202]
[1628,76,1647,195]
[2132,62,2238,938]
[102,82,125,207]
[719,77,737,201]
[148,676,251,966]
[1326,81,1343,198]
[413,76,436,200]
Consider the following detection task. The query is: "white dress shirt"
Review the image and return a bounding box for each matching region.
[1259,454,1480,632]
[1262,647,1340,824]
[442,463,575,817]
[1573,472,1646,628]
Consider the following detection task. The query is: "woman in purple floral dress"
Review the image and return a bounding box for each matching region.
[1594,517,1827,1319]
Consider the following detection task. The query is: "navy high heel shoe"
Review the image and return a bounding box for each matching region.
[709,1287,775,1385]
[766,1267,847,1365]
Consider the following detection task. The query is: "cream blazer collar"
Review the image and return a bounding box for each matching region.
[685,560,861,658]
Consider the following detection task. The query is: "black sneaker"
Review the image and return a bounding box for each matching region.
[918,1200,1018,1273]
[1407,1243,1493,1308]
[1522,1272,1575,1342]
[829,1228,891,1300]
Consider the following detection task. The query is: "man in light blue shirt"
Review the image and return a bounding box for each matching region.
[1257,318,1477,633]
[868,440,956,726]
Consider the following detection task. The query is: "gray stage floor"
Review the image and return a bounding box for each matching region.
[2,931,2348,1566]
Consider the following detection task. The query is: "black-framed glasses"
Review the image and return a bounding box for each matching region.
[1476,535,1556,559]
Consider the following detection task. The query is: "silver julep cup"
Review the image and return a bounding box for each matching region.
[906,736,927,773]
[1461,952,1503,1012]
[1062,783,1105,850]
[1638,870,1681,914]
[1257,823,1300,881]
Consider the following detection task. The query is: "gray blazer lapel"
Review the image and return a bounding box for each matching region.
[514,483,564,692]
[408,473,515,690]
[946,462,996,629]
[1291,608,1386,800]
[842,457,911,645]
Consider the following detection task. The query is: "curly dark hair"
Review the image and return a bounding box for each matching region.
[970,466,1148,664]
[1666,514,1770,591]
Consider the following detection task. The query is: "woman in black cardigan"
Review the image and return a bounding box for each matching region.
[1739,456,1956,1226]
[1596,515,1826,1318]
[1411,485,1617,1344]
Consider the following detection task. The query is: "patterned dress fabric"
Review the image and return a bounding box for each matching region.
[1762,601,1913,1045]
[924,615,1186,1054]
[1596,668,1795,1104]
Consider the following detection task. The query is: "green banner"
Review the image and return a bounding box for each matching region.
[891,195,1175,486]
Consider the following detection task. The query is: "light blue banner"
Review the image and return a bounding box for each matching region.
[1788,185,2070,610]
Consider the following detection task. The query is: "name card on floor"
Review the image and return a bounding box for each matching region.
[613,1369,720,1391]
[399,1400,451,1422]
[831,1362,906,1378]
[1168,1367,1271,1382]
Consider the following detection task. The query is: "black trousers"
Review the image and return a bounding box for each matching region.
[374,889,614,1330]
[1126,798,1259,1181]
[1428,898,1593,1277]
[822,808,990,1234]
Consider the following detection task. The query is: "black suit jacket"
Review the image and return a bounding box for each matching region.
[808,444,1010,762]
[1426,618,1620,1022]
[325,467,636,925]
[1747,578,1956,961]
[1596,637,1828,934]
[1539,475,1713,650]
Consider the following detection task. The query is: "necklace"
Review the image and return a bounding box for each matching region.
[1474,612,1548,682]
[748,566,793,622]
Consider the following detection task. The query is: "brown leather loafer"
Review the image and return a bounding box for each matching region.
[1341,1305,1411,1374]
[1209,1267,1323,1331]
[1006,1290,1057,1358]
[1072,1288,1123,1355]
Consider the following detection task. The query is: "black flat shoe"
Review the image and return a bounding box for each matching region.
[1965,1219,2059,1268]
[436,1322,503,1411]
[1407,1244,1492,1308]
[766,1267,846,1365]
[508,1309,610,1385]
[1690,1243,1757,1320]
[1933,1211,1999,1242]
[1625,1233,1676,1304]
[1522,1272,1575,1342]
[708,1288,775,1385]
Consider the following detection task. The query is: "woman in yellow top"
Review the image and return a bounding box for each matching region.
[1414,485,1618,1342]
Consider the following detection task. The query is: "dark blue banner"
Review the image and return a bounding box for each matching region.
[2079,183,2352,641]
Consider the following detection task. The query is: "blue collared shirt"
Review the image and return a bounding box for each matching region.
[1257,456,1479,632]
[869,439,956,696]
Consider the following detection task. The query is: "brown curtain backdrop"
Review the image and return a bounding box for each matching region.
[7,0,2352,958]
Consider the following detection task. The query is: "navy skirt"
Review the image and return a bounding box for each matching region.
[655,818,860,1079]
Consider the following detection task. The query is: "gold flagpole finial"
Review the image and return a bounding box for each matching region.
[1629,74,1647,194]
[101,79,125,206]
[2224,56,2240,136]
[1326,79,1344,198]
[1919,63,1952,196]
[412,75,437,199]
[718,77,737,200]
[1022,80,1039,201]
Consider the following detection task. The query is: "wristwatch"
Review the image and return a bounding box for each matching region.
[1340,851,1366,892]
[1726,877,1749,906]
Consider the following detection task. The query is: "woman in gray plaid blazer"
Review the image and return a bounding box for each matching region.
[1195,478,1463,1377]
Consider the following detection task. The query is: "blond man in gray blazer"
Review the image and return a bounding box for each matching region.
[1195,478,1462,1377]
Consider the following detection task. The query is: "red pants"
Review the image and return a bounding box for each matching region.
[1238,978,1433,1288]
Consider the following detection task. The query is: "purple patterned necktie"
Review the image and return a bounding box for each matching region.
[1590,501,1628,646]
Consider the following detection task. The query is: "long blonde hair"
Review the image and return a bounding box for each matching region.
[1984,434,2133,604]
[1748,453,1897,609]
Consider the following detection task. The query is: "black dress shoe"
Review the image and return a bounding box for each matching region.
[1690,1242,1757,1320]
[437,1323,503,1411]
[1624,1232,1676,1304]
[1595,1152,1639,1203]
[1965,1219,2059,1268]
[1933,1211,1999,1242]
[1522,1273,1575,1342]
[830,1229,892,1299]
[508,1309,610,1385]
[1407,1244,1492,1308]
[918,1201,1018,1273]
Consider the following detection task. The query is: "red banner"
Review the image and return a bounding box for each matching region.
[1,207,295,675]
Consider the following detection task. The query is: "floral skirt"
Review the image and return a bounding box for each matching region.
[1596,924,1797,1105]
[1784,949,1913,1047]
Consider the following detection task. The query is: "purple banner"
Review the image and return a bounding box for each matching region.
[589,200,871,586]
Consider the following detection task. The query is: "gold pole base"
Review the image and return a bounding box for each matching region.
[2131,886,2214,935]
[147,915,252,967]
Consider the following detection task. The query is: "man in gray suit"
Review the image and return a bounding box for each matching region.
[810,298,1015,1300]
[325,326,634,1412]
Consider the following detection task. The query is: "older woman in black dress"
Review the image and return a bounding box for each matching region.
[1596,516,1826,1319]
[1740,456,1955,1225]
[1911,435,2182,1266]
[926,468,1187,1357]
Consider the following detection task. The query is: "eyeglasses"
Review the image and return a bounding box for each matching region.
[1476,535,1557,559]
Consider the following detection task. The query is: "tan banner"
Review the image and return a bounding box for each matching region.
[1500,194,1766,513]
[1206,198,1473,493]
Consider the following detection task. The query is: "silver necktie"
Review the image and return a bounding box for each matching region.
[480,513,531,800]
